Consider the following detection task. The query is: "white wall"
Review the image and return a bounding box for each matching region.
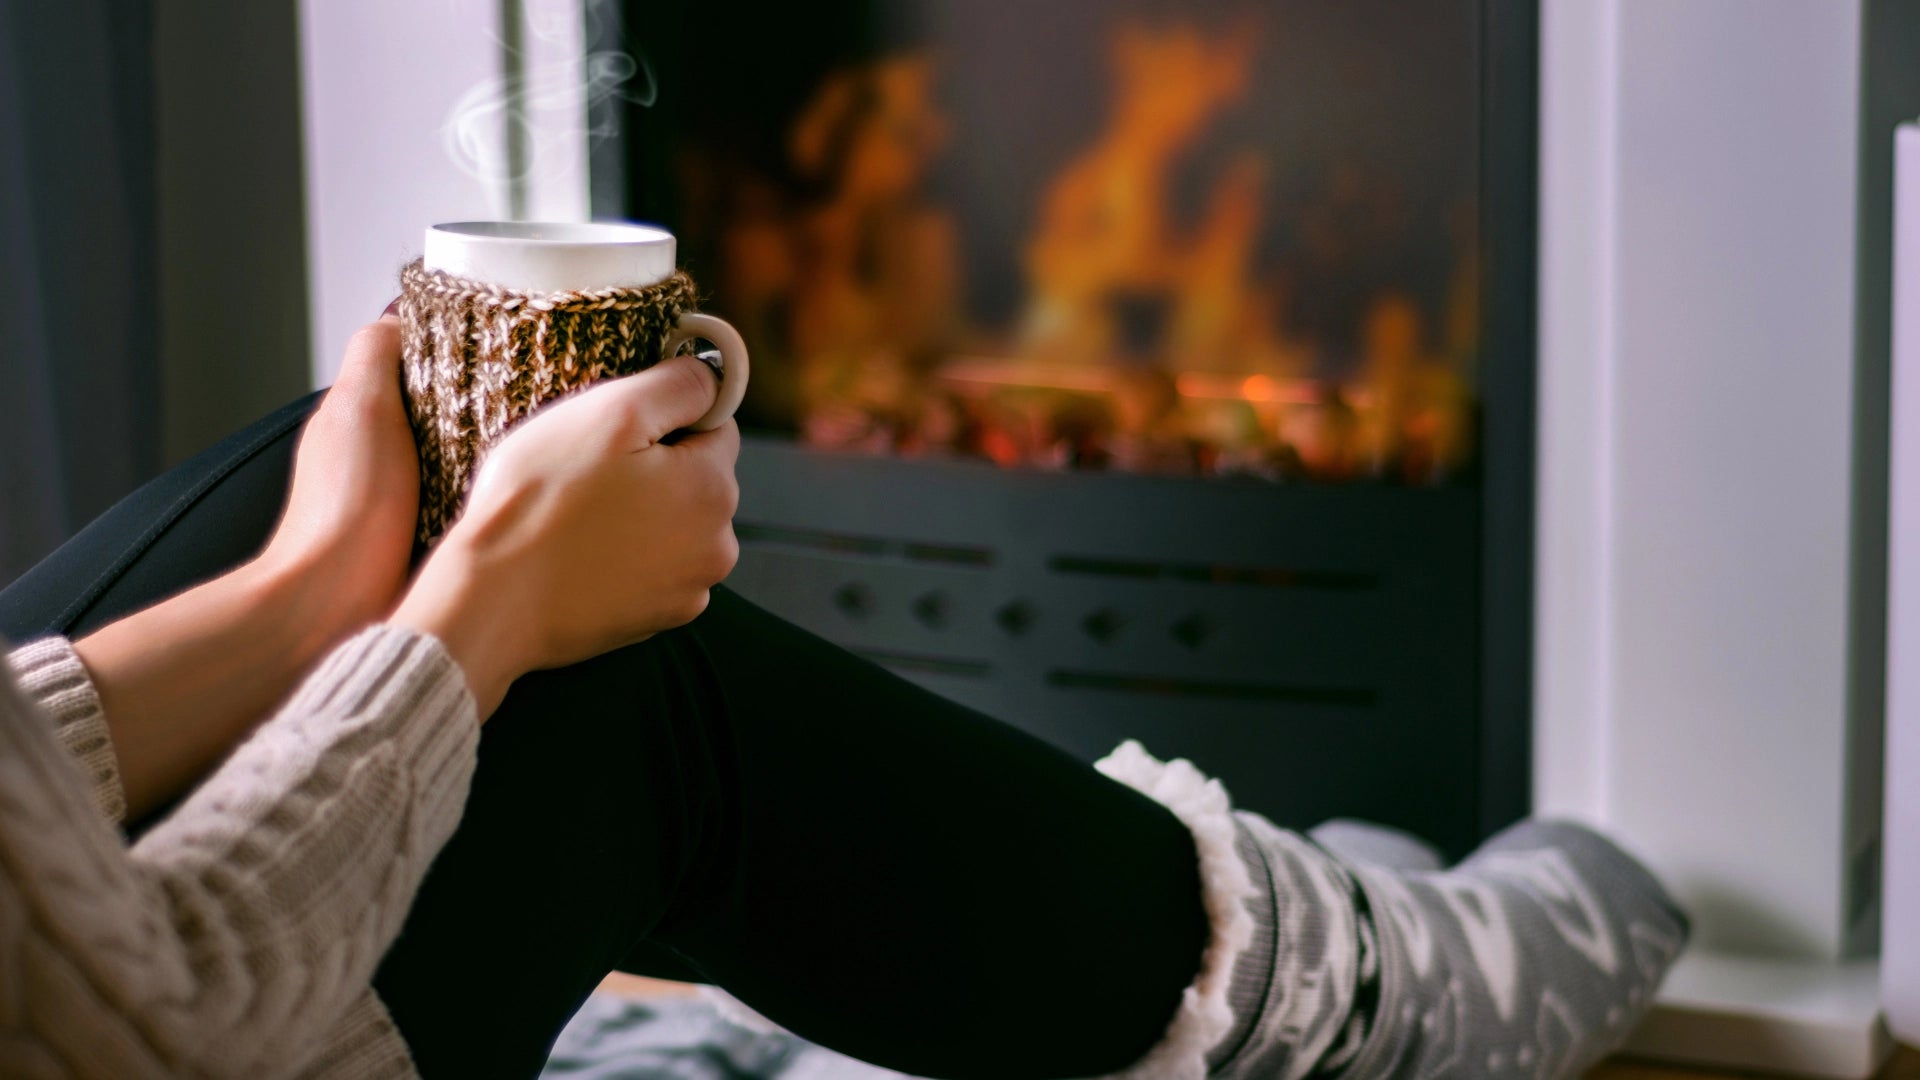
[1883,121,1920,1048]
[1536,0,1867,961]
[299,0,590,386]
[299,0,500,384]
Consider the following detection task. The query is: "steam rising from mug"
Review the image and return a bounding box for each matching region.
[441,0,655,215]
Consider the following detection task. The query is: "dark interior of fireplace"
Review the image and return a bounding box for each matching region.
[606,0,1537,857]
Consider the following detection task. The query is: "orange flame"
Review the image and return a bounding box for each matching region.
[706,18,1474,482]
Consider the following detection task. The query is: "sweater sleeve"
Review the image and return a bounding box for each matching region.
[0,624,478,1079]
[6,636,128,824]
[291,989,421,1080]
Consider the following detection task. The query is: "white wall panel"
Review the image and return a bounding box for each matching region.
[1536,0,1864,962]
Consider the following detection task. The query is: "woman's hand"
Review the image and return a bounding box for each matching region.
[73,312,424,818]
[392,354,741,716]
[257,310,420,630]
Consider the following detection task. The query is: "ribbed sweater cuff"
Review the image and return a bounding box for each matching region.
[294,992,419,1080]
[6,637,126,824]
[291,624,479,854]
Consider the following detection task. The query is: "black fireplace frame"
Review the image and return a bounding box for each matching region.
[1476,0,1539,841]
[600,0,1538,855]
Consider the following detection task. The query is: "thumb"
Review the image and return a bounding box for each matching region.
[329,315,404,409]
[598,353,723,447]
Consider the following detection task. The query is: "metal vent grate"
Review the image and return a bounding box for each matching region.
[726,439,1481,853]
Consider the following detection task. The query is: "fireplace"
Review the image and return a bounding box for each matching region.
[607,0,1537,856]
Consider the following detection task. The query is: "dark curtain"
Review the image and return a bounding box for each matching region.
[0,1,160,585]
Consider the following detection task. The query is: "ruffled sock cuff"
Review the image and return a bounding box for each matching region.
[1093,740,1260,1080]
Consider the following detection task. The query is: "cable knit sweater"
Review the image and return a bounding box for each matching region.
[0,626,479,1078]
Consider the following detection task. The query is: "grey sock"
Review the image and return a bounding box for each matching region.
[1209,817,1689,1080]
[1205,820,1442,1074]
[1206,816,1357,1076]
[1309,819,1445,873]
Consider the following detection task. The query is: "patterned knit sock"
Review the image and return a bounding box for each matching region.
[1308,819,1445,874]
[1203,820,1438,1072]
[1203,814,1357,1076]
[1208,816,1689,1080]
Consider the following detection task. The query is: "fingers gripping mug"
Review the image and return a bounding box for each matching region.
[399,220,749,545]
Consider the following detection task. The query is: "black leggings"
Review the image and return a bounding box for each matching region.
[0,394,1209,1080]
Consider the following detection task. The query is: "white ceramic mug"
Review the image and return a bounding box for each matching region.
[423,220,749,431]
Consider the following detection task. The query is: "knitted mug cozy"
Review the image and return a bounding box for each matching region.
[397,258,700,545]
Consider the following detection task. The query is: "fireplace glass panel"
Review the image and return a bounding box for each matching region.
[624,0,1482,484]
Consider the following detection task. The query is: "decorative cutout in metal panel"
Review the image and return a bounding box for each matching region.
[995,601,1037,637]
[832,583,874,620]
[1049,554,1379,593]
[911,591,951,629]
[1171,612,1213,650]
[1081,608,1126,643]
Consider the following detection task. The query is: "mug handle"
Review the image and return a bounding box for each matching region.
[661,312,750,432]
